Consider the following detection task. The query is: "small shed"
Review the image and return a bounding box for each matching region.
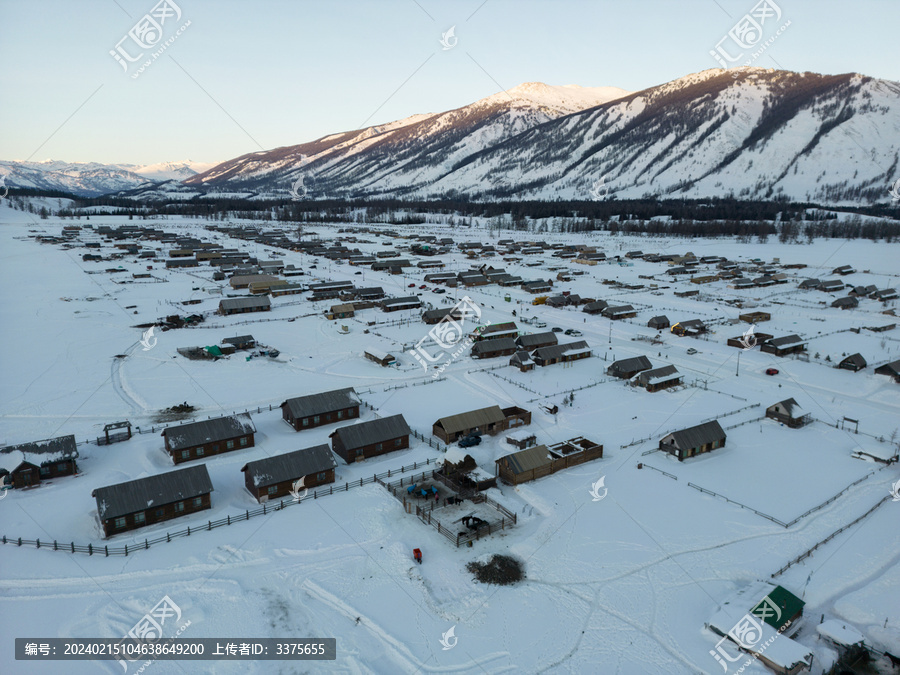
[633,365,682,392]
[765,398,811,428]
[839,353,867,371]
[647,316,669,330]
[222,335,256,350]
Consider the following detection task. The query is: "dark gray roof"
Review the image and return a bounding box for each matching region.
[1,434,78,463]
[219,296,271,311]
[241,445,336,488]
[422,308,458,321]
[533,340,590,361]
[435,406,506,436]
[162,413,256,451]
[223,335,255,345]
[331,414,410,450]
[93,465,213,521]
[510,350,534,366]
[281,388,359,420]
[770,398,803,416]
[471,338,517,355]
[607,355,652,376]
[516,332,558,348]
[840,353,867,367]
[768,335,805,348]
[497,445,550,474]
[875,359,900,376]
[662,420,726,450]
[634,365,680,385]
[382,296,421,307]
[583,300,608,312]
[648,316,669,327]
[603,305,635,315]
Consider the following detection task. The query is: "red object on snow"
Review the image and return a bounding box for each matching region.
[413,548,422,563]
[765,368,779,375]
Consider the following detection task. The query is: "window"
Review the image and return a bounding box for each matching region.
[301,418,309,427]
[174,501,184,513]
[196,446,205,456]
[336,410,343,419]
[40,466,51,476]
[394,438,402,447]
[317,472,328,482]
[114,517,127,529]
[134,512,145,524]
[375,443,382,452]
[226,440,234,449]
[240,437,248,446]
[57,463,68,472]
[192,497,202,508]
[156,508,164,518]
[181,450,190,460]
[313,416,320,425]
[268,486,278,495]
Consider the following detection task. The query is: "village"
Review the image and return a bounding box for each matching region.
[1,213,899,675]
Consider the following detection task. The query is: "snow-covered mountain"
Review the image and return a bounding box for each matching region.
[185,70,900,205]
[0,159,215,197]
[183,82,631,197]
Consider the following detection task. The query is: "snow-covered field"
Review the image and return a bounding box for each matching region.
[1,203,899,675]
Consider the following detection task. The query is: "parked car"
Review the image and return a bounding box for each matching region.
[686,348,698,355]
[565,329,582,337]
[765,368,779,375]
[433,288,446,294]
[354,271,362,275]
[534,320,547,328]
[551,327,563,333]
[458,434,482,448]
[419,284,427,290]
[408,283,416,288]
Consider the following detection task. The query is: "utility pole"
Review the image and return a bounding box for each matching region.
[736,350,741,377]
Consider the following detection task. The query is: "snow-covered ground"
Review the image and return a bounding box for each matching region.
[1,203,899,674]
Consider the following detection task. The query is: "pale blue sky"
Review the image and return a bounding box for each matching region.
[1,0,897,165]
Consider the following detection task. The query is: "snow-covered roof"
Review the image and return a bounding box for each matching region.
[162,413,256,451]
[816,620,865,647]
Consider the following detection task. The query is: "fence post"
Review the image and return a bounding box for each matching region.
[167,532,171,542]
[145,539,149,550]
[125,545,128,556]
[227,515,231,525]
[208,521,212,530]
[246,510,249,520]
[36,539,40,549]
[187,526,190,536]
[105,546,109,557]
[17,537,21,546]
[88,543,93,555]
[263,504,266,514]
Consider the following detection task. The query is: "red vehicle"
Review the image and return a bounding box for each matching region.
[419,284,427,290]
[765,368,779,375]
[413,548,422,564]
[408,283,416,288]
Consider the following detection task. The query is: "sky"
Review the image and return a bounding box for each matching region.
[1,0,898,166]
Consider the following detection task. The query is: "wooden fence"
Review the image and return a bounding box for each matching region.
[771,496,891,577]
[1,458,438,557]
